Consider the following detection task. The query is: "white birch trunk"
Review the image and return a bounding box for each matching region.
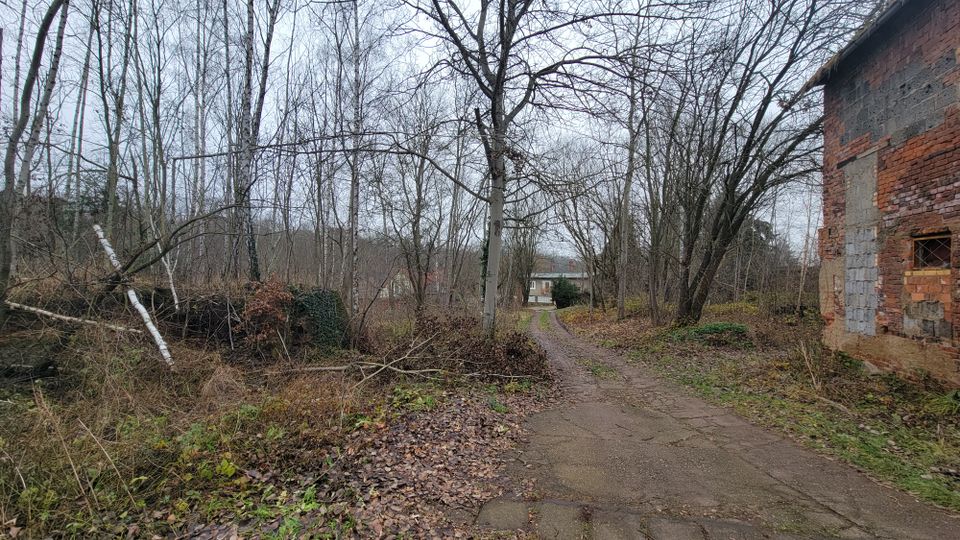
[5,301,142,333]
[93,224,174,367]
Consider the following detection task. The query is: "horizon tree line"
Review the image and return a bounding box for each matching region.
[0,0,882,336]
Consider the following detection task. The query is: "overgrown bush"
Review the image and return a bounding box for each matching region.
[551,277,581,309]
[704,301,760,317]
[162,290,241,343]
[290,287,349,349]
[160,285,349,352]
[0,331,217,536]
[0,327,365,537]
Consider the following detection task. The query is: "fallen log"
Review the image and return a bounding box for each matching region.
[4,301,142,333]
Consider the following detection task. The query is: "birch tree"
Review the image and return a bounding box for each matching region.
[94,0,135,237]
[233,0,282,283]
[0,0,69,322]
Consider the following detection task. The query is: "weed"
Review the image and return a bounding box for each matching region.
[271,516,302,539]
[2,300,550,536]
[578,359,618,379]
[488,397,510,414]
[623,295,650,316]
[265,425,287,440]
[503,379,532,393]
[643,340,960,510]
[669,322,752,348]
[179,422,220,454]
[215,457,238,478]
[516,311,534,332]
[391,384,440,412]
[705,301,760,317]
[925,390,960,416]
[237,403,263,420]
[380,314,550,379]
[556,305,607,326]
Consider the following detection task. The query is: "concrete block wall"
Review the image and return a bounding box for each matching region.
[819,0,960,386]
[844,226,879,336]
[841,153,880,336]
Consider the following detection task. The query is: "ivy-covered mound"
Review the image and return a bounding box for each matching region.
[290,287,349,348]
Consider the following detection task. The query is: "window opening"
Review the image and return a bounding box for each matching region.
[913,235,951,269]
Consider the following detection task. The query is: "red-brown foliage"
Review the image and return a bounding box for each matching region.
[238,279,293,349]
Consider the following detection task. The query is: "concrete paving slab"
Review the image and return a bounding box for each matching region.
[472,312,960,539]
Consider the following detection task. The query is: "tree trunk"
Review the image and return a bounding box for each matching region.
[342,0,362,320]
[0,0,68,323]
[10,0,29,121]
[97,0,135,237]
[235,0,260,282]
[617,75,638,320]
[66,19,93,249]
[481,128,507,336]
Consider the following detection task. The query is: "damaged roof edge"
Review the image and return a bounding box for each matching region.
[802,0,918,92]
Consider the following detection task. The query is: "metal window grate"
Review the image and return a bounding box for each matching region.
[913,235,951,269]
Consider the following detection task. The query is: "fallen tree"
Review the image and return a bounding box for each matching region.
[4,301,142,333]
[94,225,173,367]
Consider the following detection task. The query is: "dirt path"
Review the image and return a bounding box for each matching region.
[476,311,960,539]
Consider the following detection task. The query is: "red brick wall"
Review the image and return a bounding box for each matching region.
[820,0,960,384]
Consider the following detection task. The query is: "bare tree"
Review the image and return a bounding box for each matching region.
[377,86,447,312]
[232,0,282,282]
[0,0,69,322]
[554,141,617,310]
[505,217,540,307]
[93,0,135,237]
[0,0,875,352]
[663,0,850,324]
[409,0,650,334]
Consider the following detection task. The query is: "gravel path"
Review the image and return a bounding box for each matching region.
[475,310,960,539]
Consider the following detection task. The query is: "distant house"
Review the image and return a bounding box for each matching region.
[528,272,589,305]
[375,269,443,301]
[807,0,960,386]
[378,271,414,300]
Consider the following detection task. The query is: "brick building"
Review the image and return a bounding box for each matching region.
[809,0,960,385]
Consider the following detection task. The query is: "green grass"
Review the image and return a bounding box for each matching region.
[578,359,618,379]
[391,383,440,412]
[503,379,533,393]
[198,482,356,540]
[640,351,960,511]
[488,396,510,414]
[668,322,752,348]
[538,311,550,330]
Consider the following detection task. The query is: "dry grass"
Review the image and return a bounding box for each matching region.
[557,298,820,352]
[0,325,365,536]
[557,305,655,350]
[0,295,552,536]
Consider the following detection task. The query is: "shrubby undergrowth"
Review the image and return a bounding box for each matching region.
[0,285,549,536]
